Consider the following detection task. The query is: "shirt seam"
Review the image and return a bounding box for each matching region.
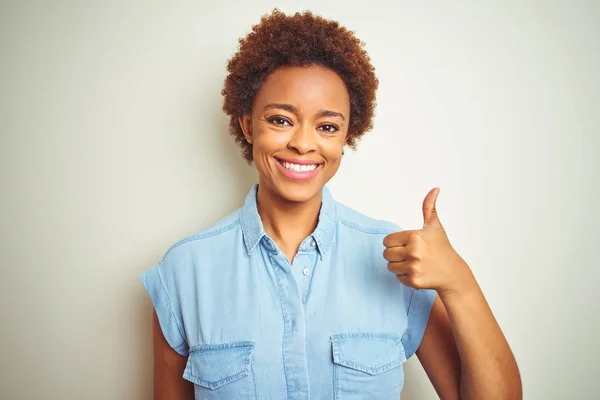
[405,287,417,317]
[163,220,239,258]
[338,217,396,235]
[156,262,188,349]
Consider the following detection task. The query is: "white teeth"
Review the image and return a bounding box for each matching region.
[281,161,318,172]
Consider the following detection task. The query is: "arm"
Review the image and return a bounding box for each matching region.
[415,296,461,400]
[152,310,195,400]
[417,285,522,400]
[384,188,522,399]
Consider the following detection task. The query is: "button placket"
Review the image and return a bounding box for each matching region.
[271,250,310,399]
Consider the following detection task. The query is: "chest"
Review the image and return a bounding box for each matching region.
[179,245,411,399]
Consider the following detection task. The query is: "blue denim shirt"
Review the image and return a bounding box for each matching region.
[141,184,436,399]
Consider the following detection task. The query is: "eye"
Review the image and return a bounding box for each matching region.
[267,116,292,126]
[318,124,339,132]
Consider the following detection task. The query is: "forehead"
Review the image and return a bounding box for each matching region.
[253,65,350,112]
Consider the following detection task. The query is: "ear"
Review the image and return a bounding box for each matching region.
[238,115,253,144]
[344,129,353,145]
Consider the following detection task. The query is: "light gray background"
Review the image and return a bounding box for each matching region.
[1,1,599,399]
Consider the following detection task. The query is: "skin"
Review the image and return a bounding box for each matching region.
[238,65,350,261]
[151,65,522,399]
[384,189,523,399]
[151,311,194,399]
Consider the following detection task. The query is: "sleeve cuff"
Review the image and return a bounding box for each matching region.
[401,288,436,359]
[141,264,189,356]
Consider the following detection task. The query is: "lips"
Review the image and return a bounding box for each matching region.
[275,157,322,180]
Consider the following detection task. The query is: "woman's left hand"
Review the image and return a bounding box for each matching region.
[383,188,476,295]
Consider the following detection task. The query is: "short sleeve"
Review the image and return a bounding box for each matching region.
[141,263,189,356]
[401,287,436,359]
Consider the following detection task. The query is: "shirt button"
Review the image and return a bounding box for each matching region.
[310,240,316,247]
[303,268,310,276]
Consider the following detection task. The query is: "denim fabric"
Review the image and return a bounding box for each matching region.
[141,184,436,399]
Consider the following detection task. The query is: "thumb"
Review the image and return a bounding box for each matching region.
[422,187,442,228]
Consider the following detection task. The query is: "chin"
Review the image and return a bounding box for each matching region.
[272,180,324,204]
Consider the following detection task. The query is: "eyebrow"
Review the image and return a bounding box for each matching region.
[316,109,345,121]
[263,103,346,121]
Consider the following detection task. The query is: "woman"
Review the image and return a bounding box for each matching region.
[142,9,522,400]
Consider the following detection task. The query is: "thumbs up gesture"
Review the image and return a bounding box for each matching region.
[383,188,473,294]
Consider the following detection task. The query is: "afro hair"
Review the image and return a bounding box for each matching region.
[222,9,378,163]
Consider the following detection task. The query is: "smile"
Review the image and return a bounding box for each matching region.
[275,158,322,180]
[280,161,319,172]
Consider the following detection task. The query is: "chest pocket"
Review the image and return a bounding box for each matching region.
[183,341,257,400]
[331,333,406,400]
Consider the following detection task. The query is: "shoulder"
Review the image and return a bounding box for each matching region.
[143,208,243,296]
[335,201,402,237]
[160,208,242,266]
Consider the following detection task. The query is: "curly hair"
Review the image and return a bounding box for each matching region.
[221,9,379,163]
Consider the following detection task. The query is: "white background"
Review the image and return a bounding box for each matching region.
[1,1,599,399]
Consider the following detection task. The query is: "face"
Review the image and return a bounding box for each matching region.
[239,65,350,203]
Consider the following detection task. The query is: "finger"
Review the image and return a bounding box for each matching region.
[387,261,411,275]
[383,246,410,262]
[383,230,416,248]
[395,274,414,286]
[422,187,442,229]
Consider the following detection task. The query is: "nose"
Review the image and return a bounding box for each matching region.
[287,124,317,154]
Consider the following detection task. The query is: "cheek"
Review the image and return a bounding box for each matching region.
[251,131,285,171]
[322,143,344,166]
[328,136,346,158]
[252,128,289,152]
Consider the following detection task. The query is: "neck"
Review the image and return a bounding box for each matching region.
[256,182,322,261]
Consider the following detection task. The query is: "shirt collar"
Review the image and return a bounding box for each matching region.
[239,184,337,257]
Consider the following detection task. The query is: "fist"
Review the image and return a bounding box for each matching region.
[383,188,471,293]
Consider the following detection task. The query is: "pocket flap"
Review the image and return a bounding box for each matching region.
[330,333,406,375]
[183,341,255,389]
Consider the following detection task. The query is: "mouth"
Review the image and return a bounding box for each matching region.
[275,157,323,180]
